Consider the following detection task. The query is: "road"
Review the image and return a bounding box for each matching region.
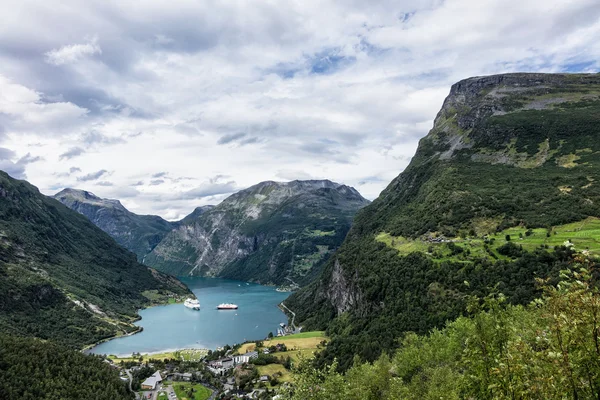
[280,302,296,331]
[124,369,140,399]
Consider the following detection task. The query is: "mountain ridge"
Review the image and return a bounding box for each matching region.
[145,179,370,285]
[54,188,179,261]
[0,172,190,348]
[287,72,600,370]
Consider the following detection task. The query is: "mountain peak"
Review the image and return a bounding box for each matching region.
[145,178,369,284]
[421,72,600,164]
[53,188,174,260]
[54,188,124,210]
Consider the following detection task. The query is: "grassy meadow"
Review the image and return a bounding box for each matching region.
[377,216,600,262]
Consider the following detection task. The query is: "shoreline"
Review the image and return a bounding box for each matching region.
[106,346,210,360]
[82,299,184,354]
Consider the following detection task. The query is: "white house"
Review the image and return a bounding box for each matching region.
[141,371,162,390]
[234,351,258,365]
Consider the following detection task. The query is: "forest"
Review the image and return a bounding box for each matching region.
[282,262,600,399]
[0,335,132,400]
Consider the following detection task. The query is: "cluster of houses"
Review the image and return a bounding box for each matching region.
[207,351,259,375]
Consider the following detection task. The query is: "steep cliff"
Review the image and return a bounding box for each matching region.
[145,180,370,285]
[54,188,177,261]
[287,73,600,370]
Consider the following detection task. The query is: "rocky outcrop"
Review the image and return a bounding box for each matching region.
[327,259,362,315]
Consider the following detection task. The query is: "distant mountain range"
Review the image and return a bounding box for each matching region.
[0,172,190,349]
[53,188,178,261]
[145,180,370,285]
[56,180,369,286]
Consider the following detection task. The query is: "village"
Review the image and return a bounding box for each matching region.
[104,328,328,400]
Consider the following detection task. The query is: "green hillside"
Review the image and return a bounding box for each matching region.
[0,172,190,348]
[287,73,600,371]
[54,188,178,261]
[283,267,600,400]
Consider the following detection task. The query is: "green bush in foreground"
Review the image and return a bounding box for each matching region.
[282,261,600,399]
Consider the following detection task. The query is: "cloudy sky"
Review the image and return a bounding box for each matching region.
[1,0,599,220]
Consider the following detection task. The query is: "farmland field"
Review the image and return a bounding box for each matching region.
[377,217,600,262]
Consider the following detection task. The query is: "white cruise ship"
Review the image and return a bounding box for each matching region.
[184,298,200,310]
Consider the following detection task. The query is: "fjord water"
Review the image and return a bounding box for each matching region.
[89,278,289,356]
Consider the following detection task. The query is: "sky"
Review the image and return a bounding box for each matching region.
[1,0,599,220]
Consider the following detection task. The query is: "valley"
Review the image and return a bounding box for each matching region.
[3,72,600,400]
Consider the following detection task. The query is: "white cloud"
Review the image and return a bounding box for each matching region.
[0,0,599,218]
[44,37,102,66]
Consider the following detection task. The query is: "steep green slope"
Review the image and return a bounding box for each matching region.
[146,180,370,285]
[284,268,600,400]
[53,188,178,261]
[0,335,132,400]
[0,172,190,348]
[287,73,600,370]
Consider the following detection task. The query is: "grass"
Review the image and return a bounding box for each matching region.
[237,331,327,384]
[377,217,600,262]
[257,363,294,383]
[108,348,208,363]
[271,331,326,340]
[272,349,319,362]
[173,383,211,400]
[237,331,327,355]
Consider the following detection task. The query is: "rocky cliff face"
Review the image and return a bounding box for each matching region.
[286,73,600,368]
[54,188,177,261]
[145,180,370,285]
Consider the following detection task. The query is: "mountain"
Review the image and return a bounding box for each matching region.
[287,73,600,370]
[145,180,370,285]
[0,172,190,348]
[53,188,178,261]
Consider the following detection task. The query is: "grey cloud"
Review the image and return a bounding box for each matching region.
[0,148,16,160]
[0,149,43,179]
[276,169,315,180]
[216,132,260,146]
[217,132,246,145]
[108,186,140,199]
[77,169,108,182]
[152,172,168,178]
[59,147,85,160]
[96,181,114,186]
[69,167,81,173]
[132,180,144,186]
[18,153,42,164]
[299,142,339,156]
[358,176,388,186]
[239,137,260,145]
[180,181,238,199]
[81,130,126,146]
[0,160,26,179]
[149,179,165,186]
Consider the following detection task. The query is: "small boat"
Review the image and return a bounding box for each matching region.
[184,298,200,310]
[217,303,238,310]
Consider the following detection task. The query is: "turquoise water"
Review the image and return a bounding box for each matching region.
[88,278,290,356]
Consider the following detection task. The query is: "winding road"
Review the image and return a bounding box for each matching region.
[124,369,140,399]
[280,302,297,331]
